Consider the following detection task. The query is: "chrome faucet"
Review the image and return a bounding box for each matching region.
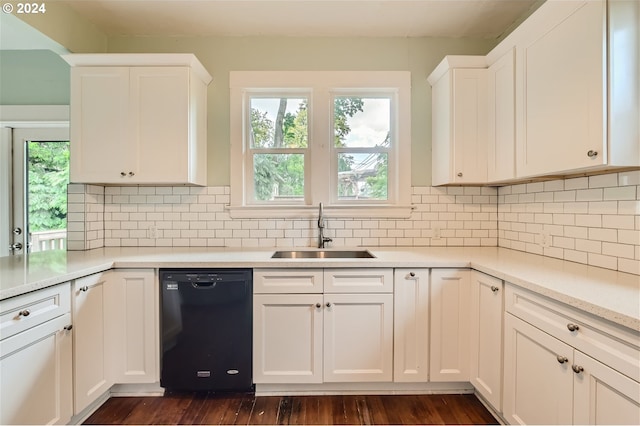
[317,202,332,248]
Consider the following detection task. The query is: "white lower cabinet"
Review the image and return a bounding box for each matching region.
[253,294,323,384]
[252,268,393,385]
[73,269,157,415]
[573,351,640,425]
[323,293,393,382]
[73,272,114,414]
[503,313,574,425]
[393,269,429,382]
[110,269,158,384]
[469,271,503,411]
[430,269,470,382]
[0,283,73,425]
[504,284,640,425]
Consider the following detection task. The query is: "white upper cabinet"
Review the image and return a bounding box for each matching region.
[63,54,212,186]
[511,0,639,177]
[486,48,516,183]
[428,56,488,186]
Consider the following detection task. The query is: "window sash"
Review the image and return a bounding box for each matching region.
[229,71,412,217]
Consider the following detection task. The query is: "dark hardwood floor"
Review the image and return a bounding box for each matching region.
[84,392,498,425]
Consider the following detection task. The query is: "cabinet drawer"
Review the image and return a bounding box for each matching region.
[254,269,323,293]
[0,283,71,341]
[505,284,640,382]
[324,269,393,293]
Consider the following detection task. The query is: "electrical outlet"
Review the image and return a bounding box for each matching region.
[432,226,442,240]
[148,225,158,239]
[539,230,551,248]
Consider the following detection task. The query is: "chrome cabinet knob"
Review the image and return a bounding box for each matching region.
[457,172,463,177]
[409,272,415,277]
[128,171,135,176]
[490,286,500,293]
[567,323,580,332]
[63,324,73,331]
[315,303,322,308]
[556,355,568,364]
[17,309,31,318]
[120,172,127,176]
[572,365,584,374]
[79,286,89,292]
[587,150,598,158]
[326,302,332,308]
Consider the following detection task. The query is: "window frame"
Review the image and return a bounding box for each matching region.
[229,71,411,219]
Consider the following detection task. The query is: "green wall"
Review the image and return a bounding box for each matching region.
[0,50,70,105]
[108,36,496,186]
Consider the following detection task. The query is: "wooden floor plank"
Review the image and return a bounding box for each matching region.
[83,393,498,425]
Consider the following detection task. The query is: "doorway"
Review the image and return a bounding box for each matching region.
[4,127,70,255]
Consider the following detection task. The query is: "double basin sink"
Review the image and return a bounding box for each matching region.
[271,250,375,259]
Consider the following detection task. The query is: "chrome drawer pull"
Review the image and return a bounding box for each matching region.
[572,365,584,374]
[556,355,568,364]
[17,309,31,318]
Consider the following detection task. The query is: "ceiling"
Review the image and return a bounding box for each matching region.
[59,0,542,39]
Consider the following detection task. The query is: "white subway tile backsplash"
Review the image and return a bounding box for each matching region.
[66,172,636,275]
[498,172,639,273]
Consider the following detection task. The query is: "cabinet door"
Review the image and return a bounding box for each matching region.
[516,0,606,177]
[73,272,113,414]
[324,293,393,382]
[110,269,158,384]
[0,314,72,425]
[70,67,131,183]
[573,350,640,425]
[487,48,515,182]
[430,269,470,382]
[129,67,190,183]
[253,294,323,384]
[470,271,503,411]
[451,68,488,184]
[503,313,574,425]
[393,269,429,382]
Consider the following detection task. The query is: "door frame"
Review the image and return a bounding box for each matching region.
[0,105,69,256]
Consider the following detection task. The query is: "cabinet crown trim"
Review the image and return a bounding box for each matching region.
[427,55,487,85]
[62,53,212,85]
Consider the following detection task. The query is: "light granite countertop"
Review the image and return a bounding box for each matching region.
[1,247,638,331]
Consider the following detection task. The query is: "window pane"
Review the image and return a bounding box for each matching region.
[250,97,308,148]
[253,153,305,201]
[337,152,387,200]
[334,97,391,148]
[27,141,70,252]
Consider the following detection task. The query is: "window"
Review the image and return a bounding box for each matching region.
[230,72,411,218]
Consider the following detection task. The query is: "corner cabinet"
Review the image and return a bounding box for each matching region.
[503,284,640,425]
[513,0,640,177]
[428,56,488,186]
[63,54,212,185]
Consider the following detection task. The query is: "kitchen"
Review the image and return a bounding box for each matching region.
[0,0,639,425]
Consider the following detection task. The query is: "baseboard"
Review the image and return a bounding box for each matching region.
[110,382,165,396]
[255,381,474,396]
[474,390,507,425]
[67,383,164,425]
[68,391,111,425]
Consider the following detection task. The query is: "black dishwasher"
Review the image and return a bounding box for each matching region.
[160,269,253,391]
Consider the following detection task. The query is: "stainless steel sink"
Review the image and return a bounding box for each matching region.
[271,250,375,259]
